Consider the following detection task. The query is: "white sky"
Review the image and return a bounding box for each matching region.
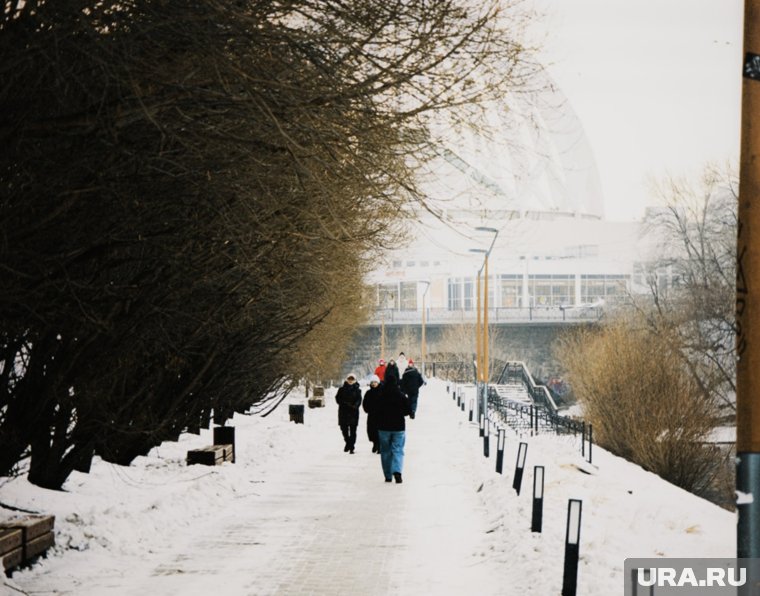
[532,0,744,221]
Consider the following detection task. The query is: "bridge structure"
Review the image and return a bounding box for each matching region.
[368,304,604,326]
[344,306,603,386]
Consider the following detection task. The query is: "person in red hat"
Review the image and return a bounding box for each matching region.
[374,358,387,381]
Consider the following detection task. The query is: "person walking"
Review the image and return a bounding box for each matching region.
[335,373,362,454]
[396,352,408,377]
[400,358,425,419]
[374,359,387,381]
[384,359,400,385]
[374,369,412,483]
[362,374,383,453]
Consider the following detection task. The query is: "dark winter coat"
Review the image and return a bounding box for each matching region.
[400,366,424,398]
[335,381,362,426]
[384,362,400,385]
[362,383,383,442]
[373,376,411,432]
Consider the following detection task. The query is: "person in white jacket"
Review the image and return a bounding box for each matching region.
[396,352,408,377]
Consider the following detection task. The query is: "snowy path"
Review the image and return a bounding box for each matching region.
[5,378,736,596]
[11,385,506,596]
[130,390,499,596]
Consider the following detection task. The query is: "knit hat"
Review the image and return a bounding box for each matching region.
[370,374,381,384]
[379,359,385,365]
[408,358,414,365]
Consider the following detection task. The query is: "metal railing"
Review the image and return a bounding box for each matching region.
[496,361,559,413]
[489,361,590,456]
[367,305,603,326]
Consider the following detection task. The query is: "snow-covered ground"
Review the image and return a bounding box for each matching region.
[0,378,735,595]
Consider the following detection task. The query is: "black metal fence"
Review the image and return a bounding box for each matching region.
[487,361,593,462]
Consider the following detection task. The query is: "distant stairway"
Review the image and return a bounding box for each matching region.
[486,362,576,435]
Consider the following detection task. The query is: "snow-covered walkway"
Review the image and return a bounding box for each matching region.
[122,388,500,596]
[3,378,736,595]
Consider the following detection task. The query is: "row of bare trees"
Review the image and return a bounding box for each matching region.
[555,164,737,504]
[1,1,535,488]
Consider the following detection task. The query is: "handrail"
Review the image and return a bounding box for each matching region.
[366,306,603,325]
[495,360,559,414]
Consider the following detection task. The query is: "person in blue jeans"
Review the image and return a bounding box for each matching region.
[365,364,411,483]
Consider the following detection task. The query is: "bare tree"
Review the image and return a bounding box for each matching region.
[633,164,738,416]
[0,1,537,487]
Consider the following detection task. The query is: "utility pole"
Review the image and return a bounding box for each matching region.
[737,0,760,561]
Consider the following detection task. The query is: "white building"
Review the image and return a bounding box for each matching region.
[367,79,659,324]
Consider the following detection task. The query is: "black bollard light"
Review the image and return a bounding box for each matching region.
[587,424,593,464]
[469,398,474,422]
[531,465,545,532]
[495,428,506,474]
[461,400,465,412]
[530,405,534,437]
[512,441,528,495]
[483,417,490,458]
[581,422,586,459]
[561,499,583,596]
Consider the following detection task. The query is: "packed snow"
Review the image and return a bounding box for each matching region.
[0,378,735,595]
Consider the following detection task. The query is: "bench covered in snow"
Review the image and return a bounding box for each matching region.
[0,514,55,574]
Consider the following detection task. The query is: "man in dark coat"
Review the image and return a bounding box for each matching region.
[400,358,425,419]
[335,373,362,454]
[362,375,383,452]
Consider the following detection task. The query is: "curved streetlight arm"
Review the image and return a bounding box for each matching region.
[475,226,500,256]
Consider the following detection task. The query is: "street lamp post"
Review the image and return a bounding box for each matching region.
[380,290,395,362]
[420,280,430,375]
[470,249,487,418]
[470,225,499,421]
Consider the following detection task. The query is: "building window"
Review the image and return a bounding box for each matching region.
[580,275,629,304]
[448,278,462,310]
[499,274,522,307]
[463,278,474,310]
[447,277,476,310]
[378,283,397,309]
[529,275,573,307]
[399,281,417,311]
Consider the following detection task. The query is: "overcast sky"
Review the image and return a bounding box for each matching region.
[532,0,743,221]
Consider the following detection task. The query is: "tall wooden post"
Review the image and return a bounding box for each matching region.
[737,0,760,560]
[484,254,490,383]
[476,269,482,383]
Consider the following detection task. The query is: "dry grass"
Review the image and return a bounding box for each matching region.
[556,315,722,497]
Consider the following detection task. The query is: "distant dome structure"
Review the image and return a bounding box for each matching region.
[420,73,605,223]
[363,70,649,336]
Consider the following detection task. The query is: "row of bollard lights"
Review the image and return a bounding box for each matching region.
[448,383,584,596]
